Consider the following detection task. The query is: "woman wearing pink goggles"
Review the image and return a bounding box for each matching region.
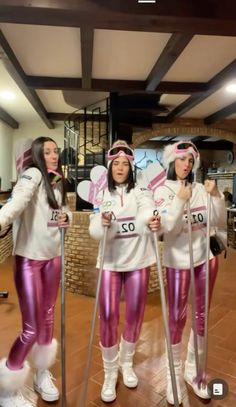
[107,145,134,161]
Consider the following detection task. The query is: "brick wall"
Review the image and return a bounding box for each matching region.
[64,211,165,296]
[0,227,13,263]
[65,211,99,296]
[67,192,76,212]
[132,119,236,147]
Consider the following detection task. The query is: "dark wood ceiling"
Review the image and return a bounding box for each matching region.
[0,0,236,138]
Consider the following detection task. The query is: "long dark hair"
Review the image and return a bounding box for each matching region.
[31,137,67,208]
[167,160,194,183]
[108,160,135,193]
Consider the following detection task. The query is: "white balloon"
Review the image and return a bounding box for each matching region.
[90,165,108,191]
[77,180,96,204]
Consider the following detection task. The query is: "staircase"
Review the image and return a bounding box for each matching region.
[63,98,109,209]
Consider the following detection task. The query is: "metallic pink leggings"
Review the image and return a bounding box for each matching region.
[167,257,218,344]
[99,268,150,347]
[7,255,61,370]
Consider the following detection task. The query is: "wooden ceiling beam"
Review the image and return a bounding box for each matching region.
[146,33,193,91]
[156,82,206,94]
[80,27,94,89]
[167,59,236,121]
[204,102,236,124]
[25,76,206,94]
[0,30,54,129]
[26,76,83,90]
[1,3,236,36]
[0,106,19,129]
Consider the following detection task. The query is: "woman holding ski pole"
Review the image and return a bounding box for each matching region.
[150,140,226,404]
[0,137,70,407]
[89,140,161,403]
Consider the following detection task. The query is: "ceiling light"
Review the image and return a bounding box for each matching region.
[0,90,16,100]
[226,83,236,93]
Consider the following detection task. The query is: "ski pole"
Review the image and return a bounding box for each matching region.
[60,227,67,407]
[186,200,200,381]
[152,217,180,407]
[201,192,211,382]
[78,226,108,407]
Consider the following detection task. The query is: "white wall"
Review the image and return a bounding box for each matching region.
[0,121,13,190]
[12,121,64,180]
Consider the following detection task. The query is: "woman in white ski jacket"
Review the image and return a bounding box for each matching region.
[152,140,226,404]
[89,140,160,403]
[0,137,71,407]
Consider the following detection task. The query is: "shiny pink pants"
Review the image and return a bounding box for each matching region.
[7,255,61,370]
[99,268,150,347]
[166,257,218,344]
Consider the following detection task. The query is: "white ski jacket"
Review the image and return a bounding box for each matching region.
[154,180,226,269]
[0,167,71,260]
[89,185,156,272]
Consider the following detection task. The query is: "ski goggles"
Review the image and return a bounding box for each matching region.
[174,141,199,158]
[107,145,134,161]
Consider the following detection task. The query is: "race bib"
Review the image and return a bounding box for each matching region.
[47,209,59,227]
[115,216,138,239]
[183,205,207,231]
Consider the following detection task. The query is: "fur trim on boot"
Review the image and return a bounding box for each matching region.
[0,358,30,396]
[30,339,58,370]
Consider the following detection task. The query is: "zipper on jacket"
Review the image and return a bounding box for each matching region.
[116,186,124,207]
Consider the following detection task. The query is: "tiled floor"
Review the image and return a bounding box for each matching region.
[1,249,236,406]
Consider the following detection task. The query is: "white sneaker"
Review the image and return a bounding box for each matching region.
[166,359,183,405]
[33,370,59,402]
[166,372,183,405]
[101,371,118,402]
[0,391,33,407]
[120,365,138,388]
[119,338,138,388]
[184,361,210,399]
